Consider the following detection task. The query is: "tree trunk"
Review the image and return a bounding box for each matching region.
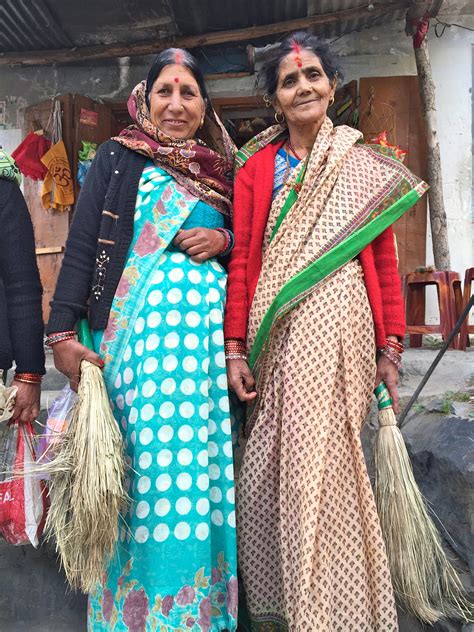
[414,38,451,271]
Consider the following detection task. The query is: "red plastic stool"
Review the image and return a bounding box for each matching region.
[403,271,460,348]
[458,268,474,351]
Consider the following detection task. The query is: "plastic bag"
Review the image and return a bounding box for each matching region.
[0,421,47,546]
[0,379,17,423]
[36,385,77,468]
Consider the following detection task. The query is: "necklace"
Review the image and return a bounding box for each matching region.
[286,140,304,161]
[282,140,307,187]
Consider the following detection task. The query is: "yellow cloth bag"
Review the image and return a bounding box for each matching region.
[40,140,74,212]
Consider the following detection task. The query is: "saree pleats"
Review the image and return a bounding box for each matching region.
[237,262,398,631]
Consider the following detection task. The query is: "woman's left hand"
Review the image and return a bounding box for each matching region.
[374,355,400,413]
[173,228,226,262]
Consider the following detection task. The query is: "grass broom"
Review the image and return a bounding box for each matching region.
[374,382,473,624]
[44,319,128,592]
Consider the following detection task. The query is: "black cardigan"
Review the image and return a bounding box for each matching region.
[0,179,45,373]
[47,139,230,335]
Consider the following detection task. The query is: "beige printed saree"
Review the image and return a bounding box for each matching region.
[235,118,428,631]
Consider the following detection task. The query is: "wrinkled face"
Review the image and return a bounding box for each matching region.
[149,64,205,139]
[273,49,335,129]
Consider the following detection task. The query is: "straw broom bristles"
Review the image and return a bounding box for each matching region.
[42,360,128,592]
[374,383,473,624]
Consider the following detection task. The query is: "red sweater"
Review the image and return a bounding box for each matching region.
[224,141,406,348]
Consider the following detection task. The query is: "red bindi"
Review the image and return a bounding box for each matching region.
[174,77,180,83]
[291,41,303,68]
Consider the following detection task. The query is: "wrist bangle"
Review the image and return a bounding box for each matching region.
[225,339,247,356]
[215,228,234,256]
[46,331,77,347]
[225,353,248,361]
[386,339,404,354]
[378,346,402,370]
[14,372,42,384]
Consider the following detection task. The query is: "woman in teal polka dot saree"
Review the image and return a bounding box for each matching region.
[50,49,237,632]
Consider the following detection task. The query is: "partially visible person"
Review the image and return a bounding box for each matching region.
[0,155,45,422]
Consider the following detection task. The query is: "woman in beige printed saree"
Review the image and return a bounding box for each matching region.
[224,32,428,631]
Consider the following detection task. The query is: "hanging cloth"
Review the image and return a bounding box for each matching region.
[40,140,74,212]
[11,132,51,180]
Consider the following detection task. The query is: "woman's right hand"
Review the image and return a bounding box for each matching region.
[226,359,257,402]
[52,338,104,392]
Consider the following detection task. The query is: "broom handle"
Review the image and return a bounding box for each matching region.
[398,294,474,428]
[77,319,94,351]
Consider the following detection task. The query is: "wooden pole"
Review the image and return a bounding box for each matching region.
[414,37,451,270]
[0,1,407,67]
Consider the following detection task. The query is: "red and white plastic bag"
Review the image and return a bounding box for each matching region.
[0,421,47,546]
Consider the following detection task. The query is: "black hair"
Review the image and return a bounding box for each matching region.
[145,47,210,108]
[259,31,343,99]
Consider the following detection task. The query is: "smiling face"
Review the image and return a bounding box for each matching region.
[273,49,335,130]
[149,64,206,140]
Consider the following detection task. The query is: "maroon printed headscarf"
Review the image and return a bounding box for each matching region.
[113,81,235,215]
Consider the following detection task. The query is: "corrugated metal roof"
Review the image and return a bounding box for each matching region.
[170,0,309,35]
[306,0,409,39]
[48,0,176,47]
[0,0,176,53]
[0,0,414,55]
[0,0,74,52]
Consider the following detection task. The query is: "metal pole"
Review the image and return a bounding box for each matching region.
[398,294,474,428]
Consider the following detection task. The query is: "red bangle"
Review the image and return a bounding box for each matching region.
[45,331,77,347]
[48,330,76,335]
[14,372,42,384]
[225,339,247,355]
[386,339,404,354]
[215,228,231,255]
[379,346,402,370]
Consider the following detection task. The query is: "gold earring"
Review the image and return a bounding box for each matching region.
[263,93,272,108]
[329,96,335,106]
[274,111,285,124]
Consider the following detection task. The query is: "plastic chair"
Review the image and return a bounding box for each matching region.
[403,271,460,348]
[457,268,474,351]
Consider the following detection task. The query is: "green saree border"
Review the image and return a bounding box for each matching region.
[249,184,426,369]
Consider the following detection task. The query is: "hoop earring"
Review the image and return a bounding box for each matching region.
[263,93,272,108]
[329,96,335,106]
[274,111,285,124]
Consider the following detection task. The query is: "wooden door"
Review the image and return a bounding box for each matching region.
[23,95,115,322]
[359,76,427,275]
[72,95,115,201]
[23,95,74,323]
